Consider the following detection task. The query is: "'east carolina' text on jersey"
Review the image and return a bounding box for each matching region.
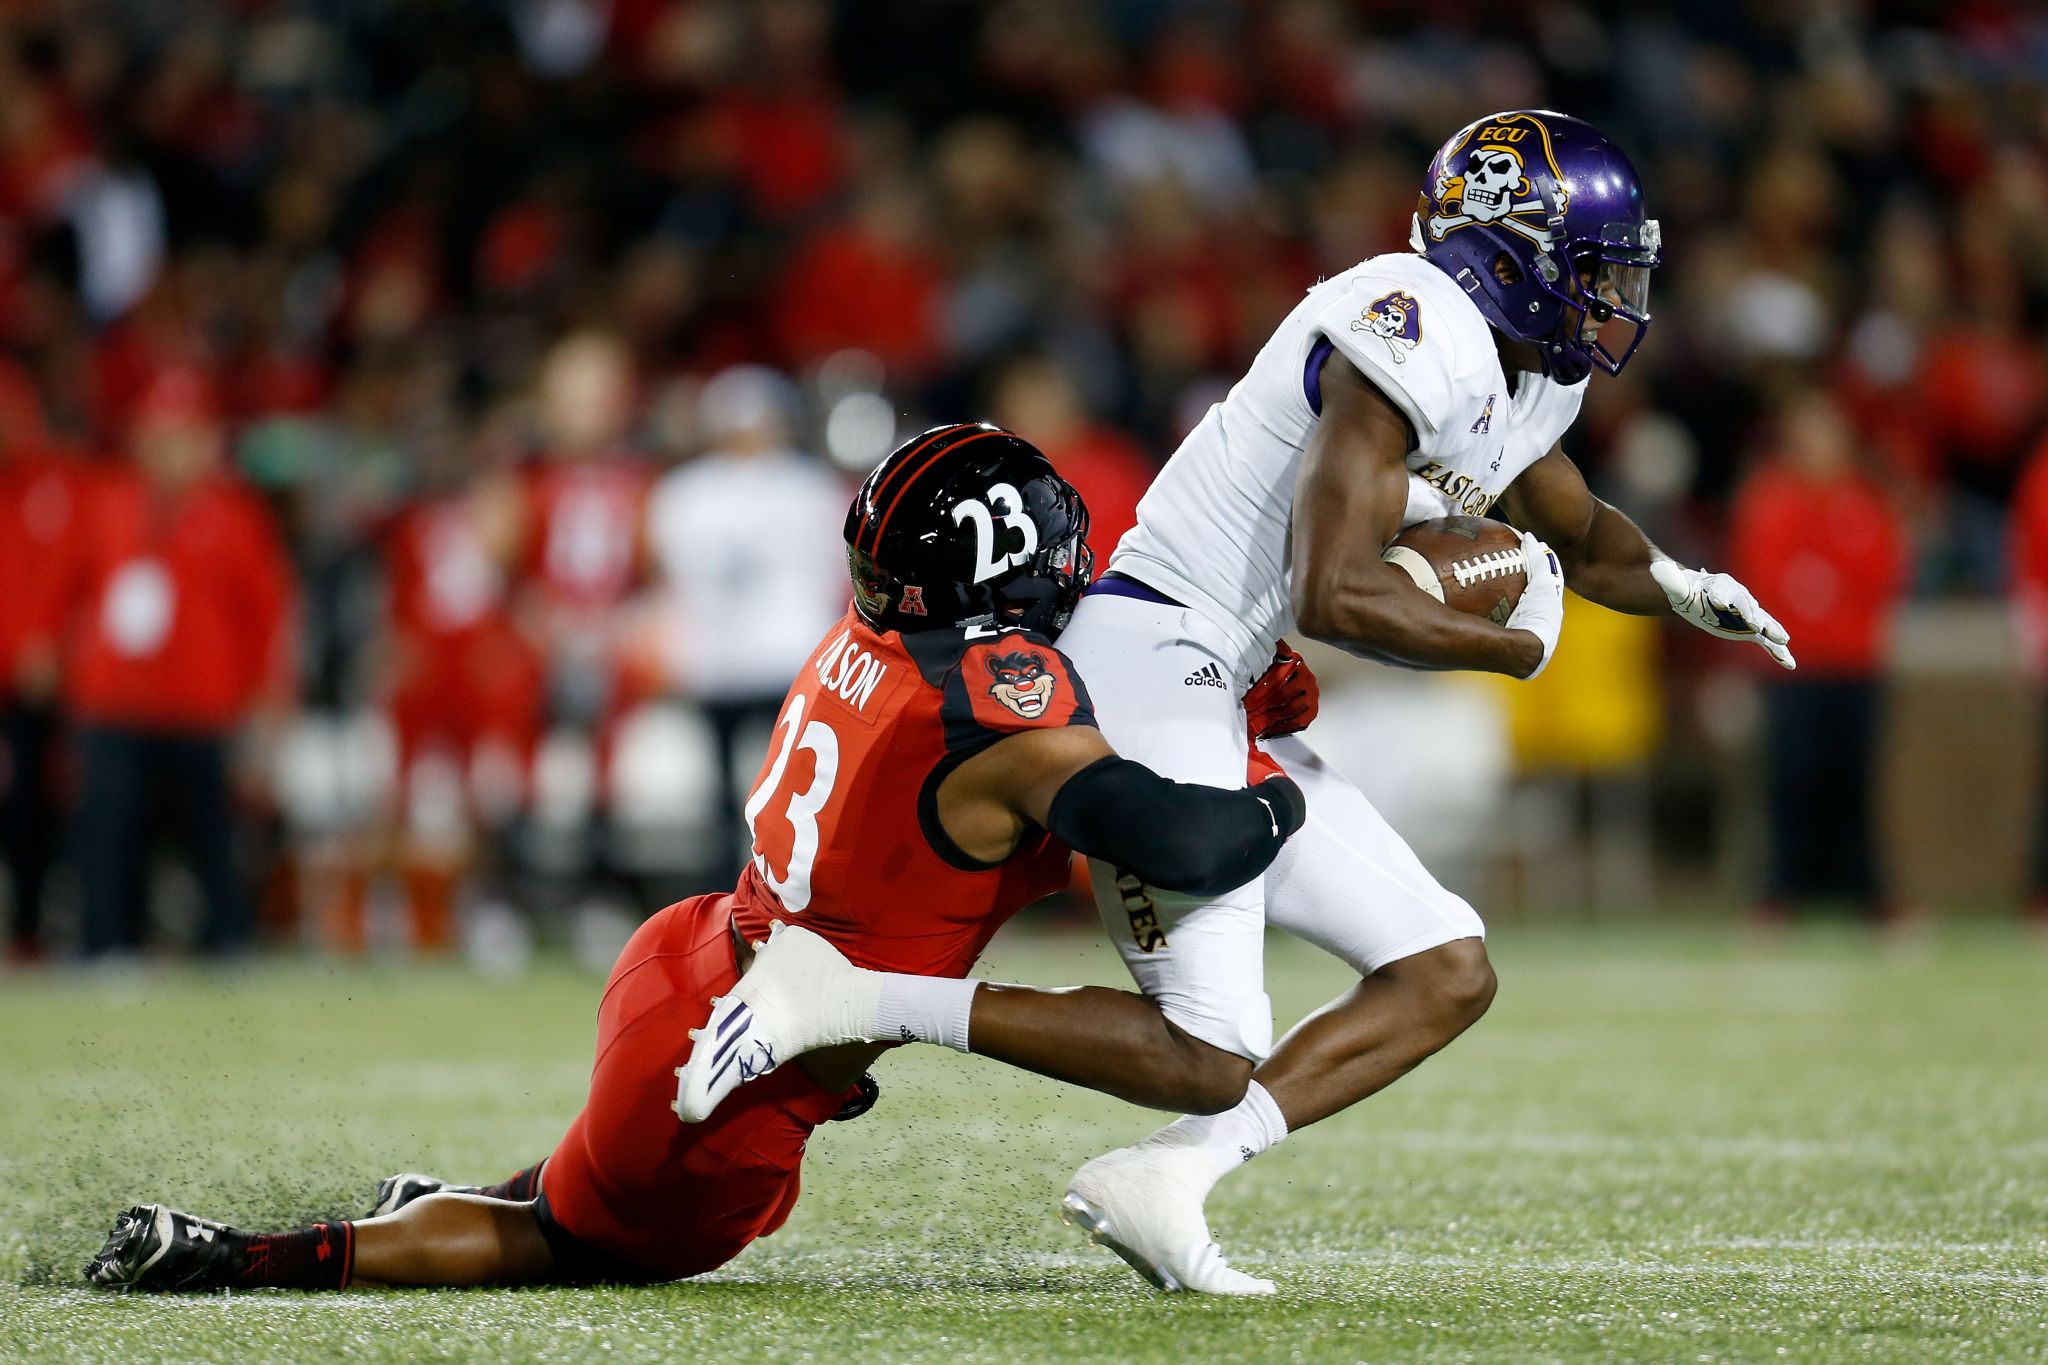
[731,606,1097,977]
[1111,251,1584,674]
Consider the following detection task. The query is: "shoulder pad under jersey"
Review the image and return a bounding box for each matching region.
[1312,255,1490,440]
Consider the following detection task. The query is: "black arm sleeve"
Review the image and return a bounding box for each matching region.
[1044,756,1308,898]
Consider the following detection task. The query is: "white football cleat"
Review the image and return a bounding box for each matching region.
[674,921,881,1123]
[1061,1143,1275,1296]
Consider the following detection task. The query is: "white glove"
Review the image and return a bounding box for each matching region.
[1649,559,1796,670]
[1505,531,1566,679]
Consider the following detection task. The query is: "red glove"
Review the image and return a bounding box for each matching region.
[1243,639,1319,741]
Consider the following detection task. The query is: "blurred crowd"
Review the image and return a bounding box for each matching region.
[5,0,2048,961]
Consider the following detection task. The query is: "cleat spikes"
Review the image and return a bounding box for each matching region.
[84,1202,246,1293]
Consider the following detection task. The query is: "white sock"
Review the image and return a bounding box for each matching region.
[1144,1080,1290,1182]
[873,974,979,1052]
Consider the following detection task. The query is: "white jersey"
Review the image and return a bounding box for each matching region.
[1110,250,1586,673]
[647,449,850,700]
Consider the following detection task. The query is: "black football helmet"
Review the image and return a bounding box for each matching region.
[845,423,1093,637]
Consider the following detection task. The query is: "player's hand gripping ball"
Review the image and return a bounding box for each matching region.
[1381,516,1528,623]
[1244,639,1318,740]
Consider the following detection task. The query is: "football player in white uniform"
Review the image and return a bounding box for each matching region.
[691,110,1794,1294]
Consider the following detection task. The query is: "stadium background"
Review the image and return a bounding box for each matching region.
[2,0,2046,967]
[3,4,2048,1361]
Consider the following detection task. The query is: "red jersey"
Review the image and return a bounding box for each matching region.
[381,491,544,769]
[61,469,295,732]
[2010,440,2048,674]
[1727,460,1908,678]
[525,456,650,612]
[1045,426,1156,565]
[386,496,512,644]
[731,607,1096,978]
[0,450,76,694]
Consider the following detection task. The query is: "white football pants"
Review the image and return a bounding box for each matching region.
[1058,590,1485,1061]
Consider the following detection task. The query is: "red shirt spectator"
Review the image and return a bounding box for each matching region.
[2007,437,2048,676]
[1728,397,1910,678]
[58,374,294,733]
[1915,317,2046,493]
[773,187,942,379]
[0,450,76,696]
[991,355,1157,563]
[1050,425,1154,566]
[703,89,846,224]
[0,360,72,700]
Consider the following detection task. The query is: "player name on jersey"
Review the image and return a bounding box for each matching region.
[812,627,892,715]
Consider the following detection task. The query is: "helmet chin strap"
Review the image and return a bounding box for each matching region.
[1541,340,1592,385]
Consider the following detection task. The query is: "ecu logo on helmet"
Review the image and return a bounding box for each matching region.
[1425,113,1569,249]
[986,650,1057,719]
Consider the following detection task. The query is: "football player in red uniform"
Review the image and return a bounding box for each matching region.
[378,463,542,952]
[85,425,1307,1292]
[519,331,656,897]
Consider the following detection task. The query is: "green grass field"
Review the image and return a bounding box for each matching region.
[3,920,2045,1363]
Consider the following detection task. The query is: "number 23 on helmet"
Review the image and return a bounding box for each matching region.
[844,423,1095,640]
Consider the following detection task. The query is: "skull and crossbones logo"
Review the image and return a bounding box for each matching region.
[1351,290,1422,365]
[1463,147,1526,217]
[1426,129,1562,247]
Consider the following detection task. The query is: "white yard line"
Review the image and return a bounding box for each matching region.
[725,1246,2048,1289]
[1366,1129,2045,1162]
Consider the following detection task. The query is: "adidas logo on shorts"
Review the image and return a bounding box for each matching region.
[1184,663,1227,689]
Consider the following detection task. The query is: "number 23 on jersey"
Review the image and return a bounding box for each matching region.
[744,692,840,913]
[743,624,900,912]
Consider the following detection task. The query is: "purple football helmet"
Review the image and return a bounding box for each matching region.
[1411,110,1661,384]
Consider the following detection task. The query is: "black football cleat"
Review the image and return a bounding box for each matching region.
[85,1204,245,1292]
[364,1172,480,1218]
[829,1072,880,1122]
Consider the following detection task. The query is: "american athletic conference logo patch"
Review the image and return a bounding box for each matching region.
[1352,290,1422,365]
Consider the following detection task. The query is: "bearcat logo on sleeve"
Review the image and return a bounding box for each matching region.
[1352,290,1423,364]
[959,636,1083,734]
[1424,112,1569,250]
[986,650,1057,719]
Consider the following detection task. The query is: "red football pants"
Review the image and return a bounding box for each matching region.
[541,893,853,1281]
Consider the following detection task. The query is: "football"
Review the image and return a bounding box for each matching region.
[1381,516,1527,625]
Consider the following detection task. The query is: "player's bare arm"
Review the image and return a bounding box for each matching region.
[1291,352,1548,678]
[1499,442,1796,667]
[913,722,1303,1112]
[1496,444,1669,613]
[682,717,1306,1120]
